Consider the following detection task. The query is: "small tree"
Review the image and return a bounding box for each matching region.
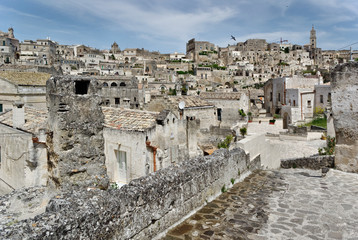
[240,127,247,137]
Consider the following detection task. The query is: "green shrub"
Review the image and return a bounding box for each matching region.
[218,135,233,149]
[231,178,235,185]
[239,109,246,117]
[240,127,247,137]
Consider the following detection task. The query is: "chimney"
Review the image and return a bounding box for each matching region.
[13,103,25,129]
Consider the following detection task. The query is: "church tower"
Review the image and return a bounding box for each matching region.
[310,25,316,49]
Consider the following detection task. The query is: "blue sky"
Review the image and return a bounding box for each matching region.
[1,0,357,53]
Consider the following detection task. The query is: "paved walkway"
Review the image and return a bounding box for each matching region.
[163,169,358,240]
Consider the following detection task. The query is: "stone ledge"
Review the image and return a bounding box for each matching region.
[281,155,335,170]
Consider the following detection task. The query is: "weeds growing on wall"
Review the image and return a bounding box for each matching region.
[318,136,335,155]
[218,135,233,149]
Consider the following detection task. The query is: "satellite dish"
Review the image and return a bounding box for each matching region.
[179,101,185,110]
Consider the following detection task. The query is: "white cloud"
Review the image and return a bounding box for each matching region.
[33,0,237,43]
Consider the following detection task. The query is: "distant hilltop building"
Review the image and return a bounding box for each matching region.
[0,27,19,64]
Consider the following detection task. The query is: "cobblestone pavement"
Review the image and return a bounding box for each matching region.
[163,169,358,240]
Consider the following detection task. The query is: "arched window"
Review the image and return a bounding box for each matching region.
[103,82,108,87]
[120,82,126,87]
[111,82,117,87]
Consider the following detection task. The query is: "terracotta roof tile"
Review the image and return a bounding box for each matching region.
[0,72,50,86]
[167,96,213,108]
[102,107,159,132]
[200,92,243,100]
[0,107,48,133]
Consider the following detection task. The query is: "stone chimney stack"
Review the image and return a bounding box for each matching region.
[46,76,109,190]
[12,102,25,129]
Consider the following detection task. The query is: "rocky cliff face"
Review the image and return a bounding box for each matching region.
[331,62,358,172]
[46,76,109,189]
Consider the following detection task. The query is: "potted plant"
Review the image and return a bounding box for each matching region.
[269,119,276,125]
[248,112,253,122]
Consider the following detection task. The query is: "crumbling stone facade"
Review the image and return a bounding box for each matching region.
[331,62,358,172]
[46,76,109,189]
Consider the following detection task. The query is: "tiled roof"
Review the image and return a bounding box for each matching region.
[0,107,48,133]
[102,107,159,132]
[167,96,213,108]
[200,92,243,100]
[0,72,51,86]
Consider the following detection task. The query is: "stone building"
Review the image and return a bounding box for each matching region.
[305,26,323,66]
[0,72,50,112]
[199,91,250,127]
[0,106,48,194]
[145,95,218,131]
[264,75,330,128]
[96,76,146,109]
[19,39,57,65]
[0,28,19,64]
[102,107,199,184]
[186,38,216,62]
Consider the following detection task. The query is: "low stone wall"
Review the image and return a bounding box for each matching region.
[281,155,335,170]
[0,148,260,240]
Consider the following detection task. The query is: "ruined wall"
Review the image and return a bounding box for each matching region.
[0,148,260,240]
[46,76,109,189]
[331,62,358,172]
[281,155,335,170]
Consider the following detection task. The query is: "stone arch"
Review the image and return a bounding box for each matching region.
[111,82,118,87]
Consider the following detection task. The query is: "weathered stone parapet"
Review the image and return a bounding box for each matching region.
[281,155,335,170]
[0,148,259,240]
[331,62,358,172]
[46,76,109,190]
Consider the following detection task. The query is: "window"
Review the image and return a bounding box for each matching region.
[293,100,296,106]
[307,100,312,108]
[75,80,90,95]
[320,95,323,103]
[217,108,222,121]
[103,82,108,87]
[115,150,127,172]
[0,104,2,112]
[278,93,281,102]
[115,98,120,105]
[328,93,331,102]
[270,92,273,101]
[2,41,5,46]
[134,97,136,102]
[111,82,117,87]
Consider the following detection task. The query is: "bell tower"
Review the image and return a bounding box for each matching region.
[310,25,316,49]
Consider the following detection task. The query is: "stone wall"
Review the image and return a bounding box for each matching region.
[281,155,335,170]
[46,76,109,189]
[0,148,260,240]
[331,62,358,172]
